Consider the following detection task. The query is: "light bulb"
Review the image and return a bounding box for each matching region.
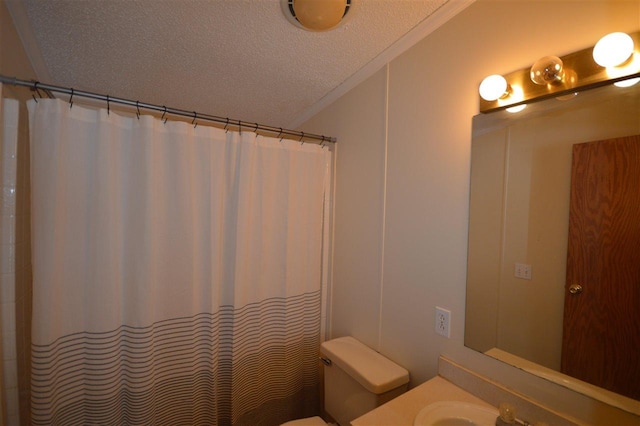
[479,74,509,101]
[593,32,634,67]
[530,56,564,85]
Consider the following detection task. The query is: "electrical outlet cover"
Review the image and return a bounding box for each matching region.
[435,306,451,338]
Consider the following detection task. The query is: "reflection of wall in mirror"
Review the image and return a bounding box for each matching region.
[466,128,506,353]
[466,86,640,371]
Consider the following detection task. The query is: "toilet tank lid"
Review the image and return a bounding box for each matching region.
[320,336,409,394]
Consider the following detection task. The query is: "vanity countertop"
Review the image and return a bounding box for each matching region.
[352,375,496,426]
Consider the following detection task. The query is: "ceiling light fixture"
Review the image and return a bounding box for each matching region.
[282,0,354,32]
[478,30,640,113]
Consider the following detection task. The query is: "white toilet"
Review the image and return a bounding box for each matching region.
[283,336,410,426]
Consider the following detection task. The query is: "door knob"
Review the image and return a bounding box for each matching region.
[569,284,583,295]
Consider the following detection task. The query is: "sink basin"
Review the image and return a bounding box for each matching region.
[414,401,498,426]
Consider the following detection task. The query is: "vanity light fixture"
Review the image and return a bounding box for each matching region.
[479,30,640,113]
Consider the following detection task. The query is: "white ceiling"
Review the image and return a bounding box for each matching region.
[6,0,469,128]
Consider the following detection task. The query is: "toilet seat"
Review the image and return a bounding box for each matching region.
[281,415,327,426]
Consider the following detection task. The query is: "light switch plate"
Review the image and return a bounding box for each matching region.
[514,263,532,280]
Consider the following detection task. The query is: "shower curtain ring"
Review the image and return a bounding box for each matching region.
[253,123,259,134]
[278,128,284,141]
[299,132,305,145]
[32,81,40,103]
[162,106,168,124]
[136,101,141,119]
[224,118,230,133]
[69,88,74,108]
[192,112,198,128]
[107,95,110,115]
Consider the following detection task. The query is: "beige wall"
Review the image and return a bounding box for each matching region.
[301,0,639,423]
[1,1,36,424]
[465,127,505,353]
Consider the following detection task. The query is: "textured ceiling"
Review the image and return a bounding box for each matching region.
[7,0,457,128]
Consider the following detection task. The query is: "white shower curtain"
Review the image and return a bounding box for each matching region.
[28,99,331,425]
[1,91,21,425]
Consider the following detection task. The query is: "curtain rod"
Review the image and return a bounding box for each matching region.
[0,75,336,144]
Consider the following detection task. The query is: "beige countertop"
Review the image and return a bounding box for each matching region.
[352,375,497,426]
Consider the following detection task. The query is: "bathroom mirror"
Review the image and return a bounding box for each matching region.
[465,81,640,414]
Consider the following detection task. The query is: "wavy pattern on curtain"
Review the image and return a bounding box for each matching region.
[27,99,330,425]
[32,291,320,425]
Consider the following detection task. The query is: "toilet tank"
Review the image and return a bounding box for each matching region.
[320,337,409,425]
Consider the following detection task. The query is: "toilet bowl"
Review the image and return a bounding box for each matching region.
[283,336,410,426]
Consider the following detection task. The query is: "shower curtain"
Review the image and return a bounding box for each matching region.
[1,91,21,425]
[27,99,331,426]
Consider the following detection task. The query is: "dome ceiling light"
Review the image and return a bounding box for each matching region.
[282,0,354,32]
